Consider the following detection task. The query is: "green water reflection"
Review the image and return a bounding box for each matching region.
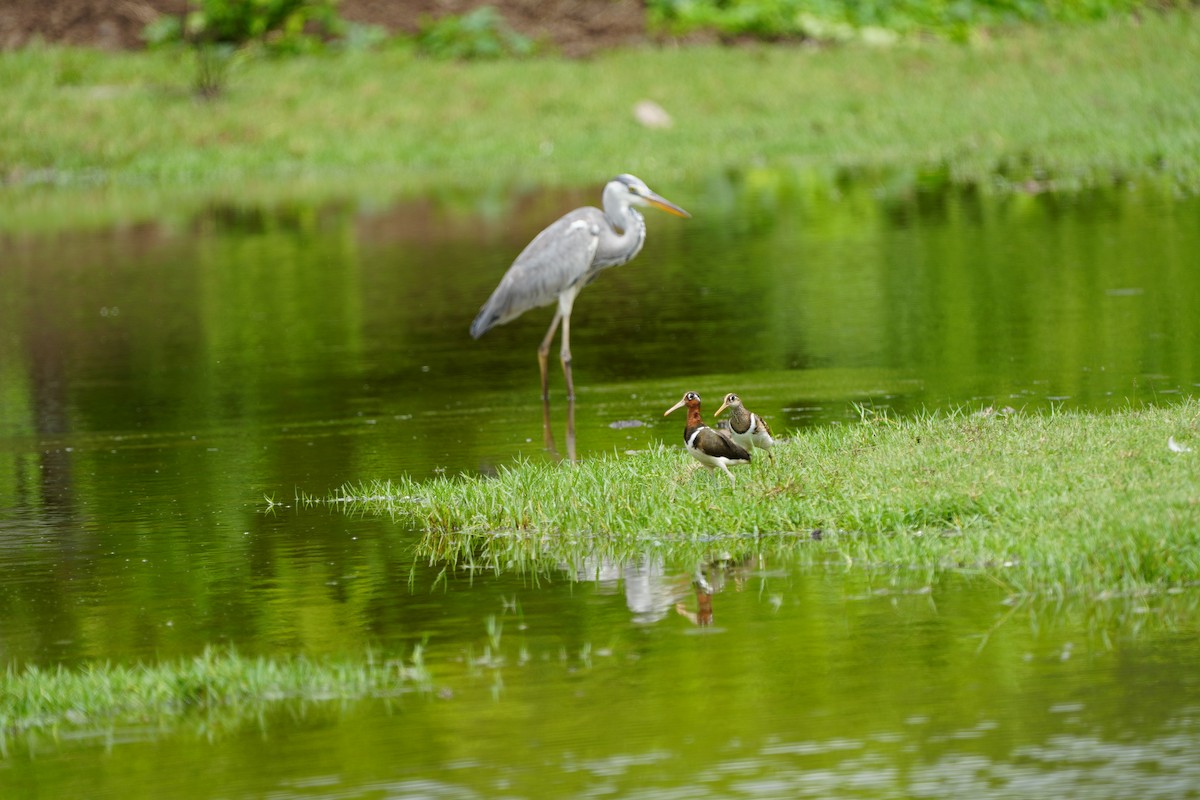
[2,562,1198,798]
[1,174,1199,796]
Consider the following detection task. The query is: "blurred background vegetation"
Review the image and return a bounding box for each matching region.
[140,0,1196,59]
[128,0,1200,98]
[3,8,1198,234]
[646,0,1168,41]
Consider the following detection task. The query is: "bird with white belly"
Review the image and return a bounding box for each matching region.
[664,391,752,484]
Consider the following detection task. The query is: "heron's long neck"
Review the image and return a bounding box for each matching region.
[601,203,647,267]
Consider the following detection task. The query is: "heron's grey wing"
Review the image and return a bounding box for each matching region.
[470,208,603,338]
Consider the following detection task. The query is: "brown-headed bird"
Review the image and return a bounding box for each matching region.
[664,391,752,483]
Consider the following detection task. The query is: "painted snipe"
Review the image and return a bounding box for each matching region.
[664,391,752,483]
[714,393,775,461]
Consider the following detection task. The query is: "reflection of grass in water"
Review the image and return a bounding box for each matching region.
[2,572,1196,742]
[336,400,1200,599]
[0,646,431,735]
[0,618,594,740]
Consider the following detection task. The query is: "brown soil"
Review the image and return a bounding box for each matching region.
[0,0,649,56]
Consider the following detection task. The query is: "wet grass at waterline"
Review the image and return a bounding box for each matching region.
[3,11,1200,233]
[0,647,431,742]
[337,401,1200,598]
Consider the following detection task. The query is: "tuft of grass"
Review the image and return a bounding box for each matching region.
[335,401,1200,599]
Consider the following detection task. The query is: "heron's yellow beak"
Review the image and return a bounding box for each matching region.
[664,399,688,416]
[714,401,730,417]
[646,193,691,219]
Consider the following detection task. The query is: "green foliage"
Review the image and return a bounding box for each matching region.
[192,0,341,52]
[142,0,347,96]
[145,0,345,53]
[646,0,1162,40]
[414,6,535,59]
[140,13,185,48]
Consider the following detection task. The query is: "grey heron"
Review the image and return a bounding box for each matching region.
[714,393,776,461]
[470,174,690,402]
[664,391,752,484]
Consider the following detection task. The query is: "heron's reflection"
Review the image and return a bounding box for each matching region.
[573,553,763,626]
[542,394,576,463]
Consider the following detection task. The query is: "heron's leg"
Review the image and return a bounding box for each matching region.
[559,311,576,401]
[537,311,563,403]
[537,311,562,453]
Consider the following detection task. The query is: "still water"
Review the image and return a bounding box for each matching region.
[2,173,1200,797]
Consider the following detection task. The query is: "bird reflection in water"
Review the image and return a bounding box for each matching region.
[675,553,763,627]
[575,553,763,626]
[470,175,690,461]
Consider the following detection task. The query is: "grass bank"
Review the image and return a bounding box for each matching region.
[336,401,1200,599]
[2,11,1199,233]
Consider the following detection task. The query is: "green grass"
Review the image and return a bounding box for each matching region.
[335,401,1200,599]
[3,11,1200,233]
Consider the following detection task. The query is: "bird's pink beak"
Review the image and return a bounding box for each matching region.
[664,399,688,416]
